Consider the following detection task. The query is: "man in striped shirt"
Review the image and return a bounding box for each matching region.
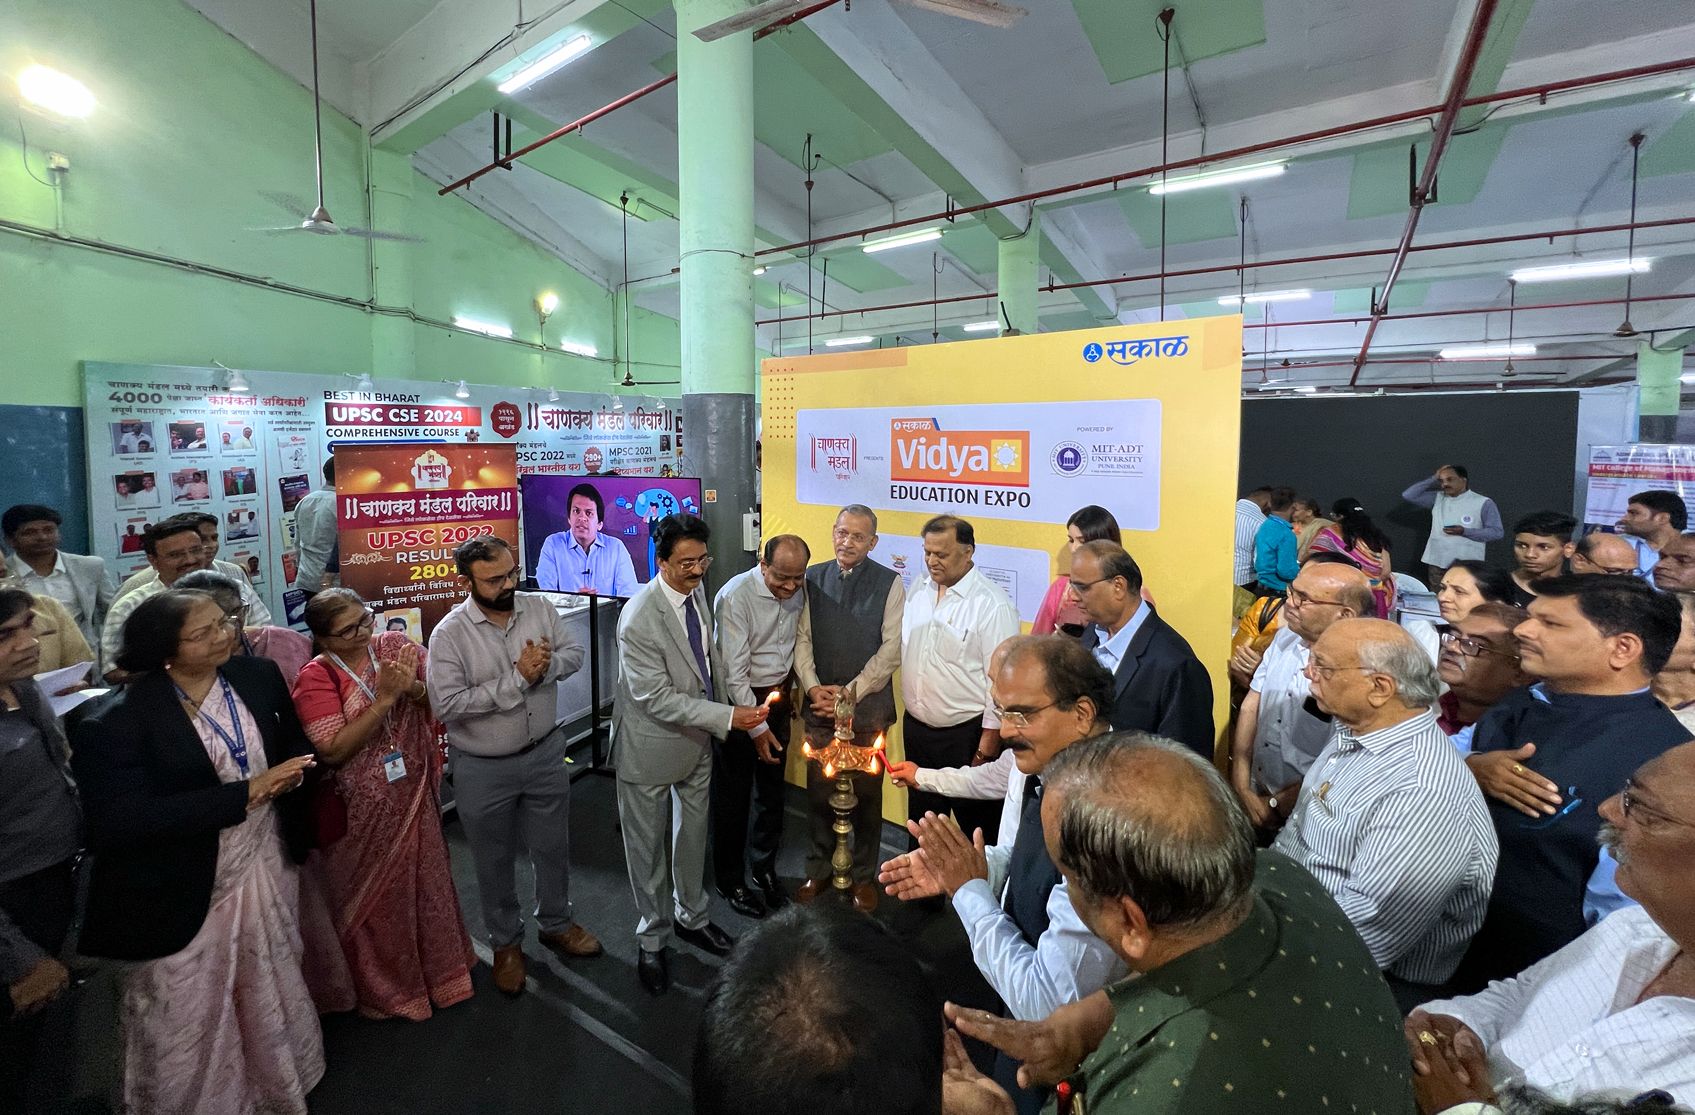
[1273,618,1498,1011]
[1233,486,1271,619]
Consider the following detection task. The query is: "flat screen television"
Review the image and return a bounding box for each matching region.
[520,474,704,595]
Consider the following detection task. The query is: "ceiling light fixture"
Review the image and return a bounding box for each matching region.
[1293,385,1318,394]
[824,335,875,347]
[225,369,253,394]
[537,291,560,318]
[1148,161,1285,196]
[861,228,943,254]
[18,65,96,118]
[496,34,592,95]
[454,380,471,399]
[1218,289,1311,306]
[752,266,767,276]
[962,321,1001,332]
[1438,343,1536,360]
[350,372,373,391]
[560,340,598,358]
[548,386,560,402]
[453,316,513,339]
[1509,258,1650,283]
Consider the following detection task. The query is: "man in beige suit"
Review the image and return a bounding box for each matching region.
[612,514,769,995]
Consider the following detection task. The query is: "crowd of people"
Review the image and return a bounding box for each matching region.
[4,468,1695,1115]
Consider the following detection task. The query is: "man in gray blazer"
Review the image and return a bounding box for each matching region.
[4,504,115,665]
[613,514,769,995]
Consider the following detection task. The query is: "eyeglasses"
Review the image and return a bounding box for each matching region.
[992,700,1057,729]
[471,568,522,590]
[673,555,713,573]
[832,529,872,545]
[1620,777,1695,830]
[330,608,375,640]
[1067,576,1110,596]
[1303,660,1379,681]
[181,615,241,644]
[1287,585,1351,609]
[1437,626,1521,662]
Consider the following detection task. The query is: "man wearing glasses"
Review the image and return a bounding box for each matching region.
[427,535,598,997]
[1452,575,1692,993]
[1436,602,1531,753]
[612,514,770,995]
[99,517,213,680]
[1570,531,1644,577]
[535,482,638,597]
[1228,557,1376,833]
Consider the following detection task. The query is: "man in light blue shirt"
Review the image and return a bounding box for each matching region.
[1252,486,1300,593]
[536,481,638,596]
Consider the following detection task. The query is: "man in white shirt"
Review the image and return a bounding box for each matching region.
[99,519,208,677]
[1234,486,1271,618]
[1229,558,1376,831]
[293,458,338,597]
[1273,619,1497,1010]
[114,512,271,627]
[1404,740,1695,1112]
[3,504,114,661]
[901,515,1020,844]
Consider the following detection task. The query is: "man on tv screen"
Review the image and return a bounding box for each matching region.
[536,481,639,597]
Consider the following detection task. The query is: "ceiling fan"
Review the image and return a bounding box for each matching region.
[250,0,420,242]
[691,0,1027,42]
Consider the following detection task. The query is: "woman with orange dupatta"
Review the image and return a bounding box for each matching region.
[292,589,475,1020]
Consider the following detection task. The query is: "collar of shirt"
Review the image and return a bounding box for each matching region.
[465,592,532,627]
[1092,601,1150,671]
[8,552,66,580]
[1530,682,1652,705]
[1334,708,1441,755]
[568,533,607,559]
[921,564,986,602]
[1237,499,1266,518]
[657,575,694,616]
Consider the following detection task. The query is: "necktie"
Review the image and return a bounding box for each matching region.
[684,596,711,694]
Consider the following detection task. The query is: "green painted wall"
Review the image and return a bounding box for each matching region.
[0,0,682,408]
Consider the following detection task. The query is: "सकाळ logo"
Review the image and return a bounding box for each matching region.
[1082,335,1190,366]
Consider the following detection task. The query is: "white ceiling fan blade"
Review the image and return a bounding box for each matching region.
[248,225,309,234]
[339,226,424,243]
[691,0,807,41]
[896,0,1027,28]
[259,190,311,219]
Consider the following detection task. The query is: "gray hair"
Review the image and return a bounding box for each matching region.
[174,569,244,614]
[837,505,878,534]
[1354,623,1440,707]
[1043,733,1256,932]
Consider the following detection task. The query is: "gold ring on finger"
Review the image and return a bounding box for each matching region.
[1417,1030,1438,1046]
[1513,764,1524,774]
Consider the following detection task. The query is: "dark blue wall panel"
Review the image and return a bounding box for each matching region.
[0,405,89,554]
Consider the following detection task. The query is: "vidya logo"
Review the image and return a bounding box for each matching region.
[890,418,1030,488]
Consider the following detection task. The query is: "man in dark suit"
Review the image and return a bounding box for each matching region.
[1069,541,1214,758]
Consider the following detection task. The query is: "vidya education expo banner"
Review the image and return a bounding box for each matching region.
[762,315,1242,808]
[335,443,519,639]
[83,362,680,626]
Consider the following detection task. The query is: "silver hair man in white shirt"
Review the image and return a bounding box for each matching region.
[900,515,1020,845]
[1404,740,1695,1115]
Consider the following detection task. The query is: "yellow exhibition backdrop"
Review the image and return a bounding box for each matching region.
[762,314,1243,820]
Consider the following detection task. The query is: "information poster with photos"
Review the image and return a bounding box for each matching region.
[334,444,520,639]
[84,363,681,626]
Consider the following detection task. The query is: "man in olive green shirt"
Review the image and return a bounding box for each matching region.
[944,733,1416,1115]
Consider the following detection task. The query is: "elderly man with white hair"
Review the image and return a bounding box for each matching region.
[1273,617,1499,1011]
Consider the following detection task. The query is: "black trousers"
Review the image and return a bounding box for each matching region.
[902,713,1002,846]
[803,723,886,884]
[1,857,77,1114]
[712,680,791,892]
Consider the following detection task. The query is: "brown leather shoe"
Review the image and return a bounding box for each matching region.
[795,878,825,905]
[540,924,604,958]
[492,944,526,995]
[852,882,880,914]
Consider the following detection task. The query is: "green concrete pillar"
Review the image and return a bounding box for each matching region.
[368,146,416,380]
[676,0,757,580]
[1636,340,1684,443]
[997,213,1041,335]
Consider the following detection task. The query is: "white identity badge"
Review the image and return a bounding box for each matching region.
[382,751,408,783]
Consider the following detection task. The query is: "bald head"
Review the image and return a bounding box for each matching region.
[1286,561,1375,642]
[1572,532,1640,577]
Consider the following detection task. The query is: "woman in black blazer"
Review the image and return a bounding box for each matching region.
[71,589,328,1115]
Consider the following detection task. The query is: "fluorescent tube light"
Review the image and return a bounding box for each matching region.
[1218,289,1311,306]
[824,335,875,347]
[1509,258,1650,283]
[18,65,95,118]
[962,321,1001,332]
[1681,373,1695,384]
[1292,385,1318,394]
[497,34,592,94]
[559,340,598,358]
[454,316,513,339]
[1148,161,1285,196]
[1438,343,1536,360]
[861,228,942,254]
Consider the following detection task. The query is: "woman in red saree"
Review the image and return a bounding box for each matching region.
[292,589,475,1021]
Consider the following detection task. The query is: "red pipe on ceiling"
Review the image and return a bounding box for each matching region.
[753,215,1695,325]
[436,0,846,196]
[1241,291,1694,331]
[755,53,1695,258]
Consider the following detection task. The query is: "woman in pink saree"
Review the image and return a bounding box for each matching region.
[292,589,475,1021]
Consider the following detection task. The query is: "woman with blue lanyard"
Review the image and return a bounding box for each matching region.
[293,588,474,1022]
[71,589,330,1115]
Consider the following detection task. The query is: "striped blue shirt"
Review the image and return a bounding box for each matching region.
[1273,707,1498,984]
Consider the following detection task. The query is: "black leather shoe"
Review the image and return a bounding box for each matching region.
[752,871,789,909]
[720,886,767,919]
[637,948,669,996]
[677,922,735,957]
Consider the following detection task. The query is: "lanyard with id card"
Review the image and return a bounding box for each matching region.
[329,647,408,783]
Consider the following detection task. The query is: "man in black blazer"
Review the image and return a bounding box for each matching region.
[1070,541,1215,759]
